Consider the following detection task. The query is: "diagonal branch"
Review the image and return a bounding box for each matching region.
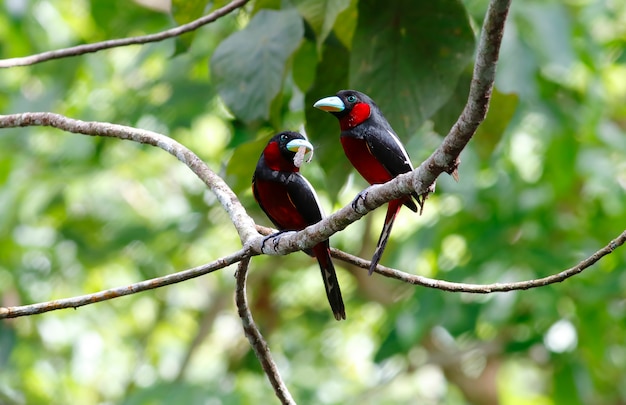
[0,249,248,319]
[0,0,250,68]
[235,257,295,405]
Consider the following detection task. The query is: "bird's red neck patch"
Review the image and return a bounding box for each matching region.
[339,102,371,131]
[263,141,299,172]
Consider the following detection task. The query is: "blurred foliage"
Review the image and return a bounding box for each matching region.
[1,0,626,404]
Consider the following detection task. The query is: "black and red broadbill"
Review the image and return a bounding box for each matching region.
[314,90,425,275]
[252,131,346,321]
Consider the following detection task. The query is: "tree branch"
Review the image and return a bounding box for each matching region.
[0,249,248,319]
[235,257,295,405]
[1,0,513,258]
[0,0,514,261]
[0,0,250,68]
[4,228,622,320]
[331,228,626,293]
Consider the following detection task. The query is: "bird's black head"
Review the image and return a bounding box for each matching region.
[313,89,377,130]
[262,131,314,172]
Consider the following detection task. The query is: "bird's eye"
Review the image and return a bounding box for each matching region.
[347,95,357,103]
[280,134,288,141]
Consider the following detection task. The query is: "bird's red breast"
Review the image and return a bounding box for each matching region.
[340,136,394,185]
[253,178,308,230]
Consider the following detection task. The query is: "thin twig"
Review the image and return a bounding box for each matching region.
[0,0,250,68]
[235,257,295,405]
[331,229,626,293]
[0,249,248,319]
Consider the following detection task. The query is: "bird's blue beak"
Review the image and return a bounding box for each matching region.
[286,138,314,166]
[286,138,314,154]
[313,96,345,112]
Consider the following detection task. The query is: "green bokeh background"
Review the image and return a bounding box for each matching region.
[1,0,625,404]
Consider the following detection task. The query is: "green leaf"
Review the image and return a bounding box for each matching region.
[210,9,304,122]
[293,0,351,48]
[350,0,475,135]
[251,0,282,14]
[332,0,358,49]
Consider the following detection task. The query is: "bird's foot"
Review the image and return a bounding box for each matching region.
[351,189,370,215]
[414,181,437,215]
[261,230,295,254]
[352,184,380,215]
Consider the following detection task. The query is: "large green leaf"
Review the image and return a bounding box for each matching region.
[350,0,475,135]
[210,9,304,122]
[292,40,318,91]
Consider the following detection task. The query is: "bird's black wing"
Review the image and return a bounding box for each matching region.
[363,125,420,212]
[283,172,325,226]
[363,126,414,177]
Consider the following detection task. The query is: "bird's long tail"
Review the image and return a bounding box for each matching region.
[369,200,403,275]
[313,243,346,321]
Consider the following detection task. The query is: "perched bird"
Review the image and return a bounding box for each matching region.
[252,131,346,320]
[314,90,424,275]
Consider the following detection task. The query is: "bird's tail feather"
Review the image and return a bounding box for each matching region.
[369,201,402,275]
[313,244,346,320]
